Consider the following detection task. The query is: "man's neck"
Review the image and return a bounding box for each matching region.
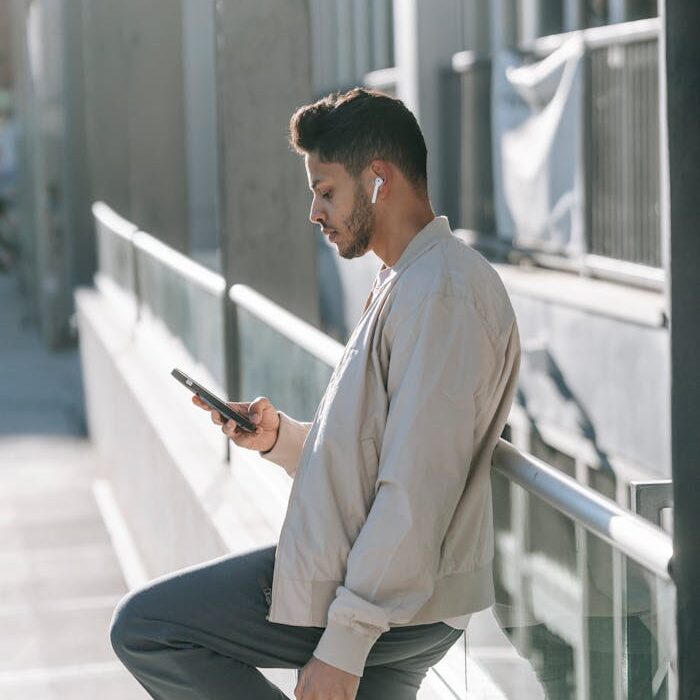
[371,205,436,267]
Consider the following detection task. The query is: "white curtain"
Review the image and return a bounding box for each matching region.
[492,37,586,255]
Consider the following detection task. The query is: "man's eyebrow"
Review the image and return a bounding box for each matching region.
[310,178,328,191]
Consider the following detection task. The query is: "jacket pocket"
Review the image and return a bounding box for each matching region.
[360,436,379,503]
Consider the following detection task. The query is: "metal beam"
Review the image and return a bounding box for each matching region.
[661,1,700,697]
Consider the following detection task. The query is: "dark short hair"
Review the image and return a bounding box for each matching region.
[289,88,428,188]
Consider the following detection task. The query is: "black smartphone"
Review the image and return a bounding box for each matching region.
[171,368,257,433]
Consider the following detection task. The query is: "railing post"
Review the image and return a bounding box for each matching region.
[630,479,676,699]
[630,480,673,530]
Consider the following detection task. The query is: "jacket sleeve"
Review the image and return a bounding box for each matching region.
[259,412,312,478]
[312,293,494,676]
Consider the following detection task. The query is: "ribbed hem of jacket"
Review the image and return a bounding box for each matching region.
[268,563,495,675]
[258,411,308,476]
[313,621,381,677]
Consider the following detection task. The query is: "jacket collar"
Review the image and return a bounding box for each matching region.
[390,216,452,275]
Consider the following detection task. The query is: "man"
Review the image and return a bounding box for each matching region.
[110,88,520,699]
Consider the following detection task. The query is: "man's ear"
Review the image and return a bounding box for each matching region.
[368,161,389,203]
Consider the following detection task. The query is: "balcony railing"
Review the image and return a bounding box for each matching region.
[451,18,663,290]
[93,202,676,699]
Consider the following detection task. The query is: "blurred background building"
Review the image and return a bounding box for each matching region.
[2,0,697,698]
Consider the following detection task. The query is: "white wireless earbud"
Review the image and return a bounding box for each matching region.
[371,176,384,204]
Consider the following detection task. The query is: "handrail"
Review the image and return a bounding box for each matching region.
[92,201,138,241]
[530,16,660,57]
[230,281,674,583]
[133,230,226,297]
[493,439,673,581]
[95,214,674,585]
[230,284,344,367]
[451,50,491,73]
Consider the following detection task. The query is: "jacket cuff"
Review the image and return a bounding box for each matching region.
[258,412,309,477]
[312,621,381,677]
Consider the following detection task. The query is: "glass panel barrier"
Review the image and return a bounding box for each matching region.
[93,202,137,298]
[484,469,676,700]
[236,306,333,422]
[134,233,226,388]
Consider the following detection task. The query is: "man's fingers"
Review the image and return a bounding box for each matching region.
[293,667,306,699]
[248,396,272,422]
[191,395,207,409]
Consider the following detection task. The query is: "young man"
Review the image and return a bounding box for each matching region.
[110,88,520,700]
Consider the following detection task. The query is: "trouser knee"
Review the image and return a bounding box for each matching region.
[109,588,152,662]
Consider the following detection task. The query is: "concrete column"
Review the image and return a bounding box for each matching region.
[8,0,40,318]
[491,0,520,50]
[393,0,464,214]
[60,0,93,294]
[123,0,188,252]
[352,0,370,79]
[308,0,337,95]
[662,0,700,697]
[182,0,220,266]
[463,0,492,54]
[335,0,355,87]
[80,0,130,218]
[214,0,319,328]
[371,0,393,70]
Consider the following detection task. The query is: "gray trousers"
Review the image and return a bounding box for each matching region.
[110,546,464,699]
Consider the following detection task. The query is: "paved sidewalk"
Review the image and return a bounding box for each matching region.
[0,436,148,700]
[0,272,147,699]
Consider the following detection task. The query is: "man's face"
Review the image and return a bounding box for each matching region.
[305,153,375,260]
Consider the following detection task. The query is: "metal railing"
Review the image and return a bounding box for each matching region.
[230,273,673,581]
[93,203,676,698]
[585,26,661,268]
[93,202,228,387]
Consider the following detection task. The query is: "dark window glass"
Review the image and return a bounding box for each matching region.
[540,0,565,36]
[585,0,609,27]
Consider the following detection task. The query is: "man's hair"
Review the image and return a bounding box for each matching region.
[289,88,428,189]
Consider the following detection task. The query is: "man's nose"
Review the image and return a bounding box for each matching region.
[309,199,326,226]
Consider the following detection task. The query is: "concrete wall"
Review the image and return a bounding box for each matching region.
[76,284,291,576]
[503,273,670,478]
[215,0,319,326]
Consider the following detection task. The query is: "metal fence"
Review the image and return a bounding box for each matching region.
[453,19,663,281]
[586,31,661,268]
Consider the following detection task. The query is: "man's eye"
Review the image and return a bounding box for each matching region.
[321,191,332,200]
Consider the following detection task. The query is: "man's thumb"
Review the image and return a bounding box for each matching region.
[249,397,270,423]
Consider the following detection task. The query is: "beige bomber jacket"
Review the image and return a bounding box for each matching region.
[261,216,521,676]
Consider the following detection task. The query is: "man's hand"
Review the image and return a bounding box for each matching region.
[294,657,360,700]
[191,394,280,453]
